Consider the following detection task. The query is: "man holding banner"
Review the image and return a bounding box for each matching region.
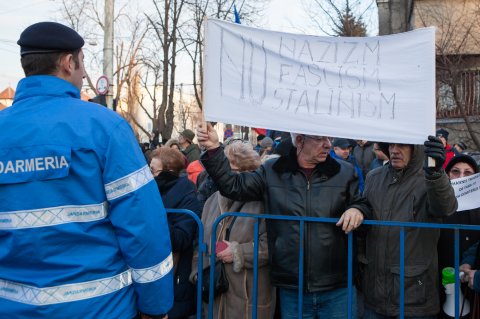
[197,122,371,318]
[201,17,449,318]
[361,138,458,318]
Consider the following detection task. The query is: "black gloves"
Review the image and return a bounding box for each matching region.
[424,135,446,175]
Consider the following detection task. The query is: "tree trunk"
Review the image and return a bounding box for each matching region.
[159,0,170,140]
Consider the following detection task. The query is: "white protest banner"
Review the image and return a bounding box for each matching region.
[204,19,436,144]
[451,173,480,212]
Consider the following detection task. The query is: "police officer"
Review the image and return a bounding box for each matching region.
[0,22,172,319]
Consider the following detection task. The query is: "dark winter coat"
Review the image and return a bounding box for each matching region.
[461,241,480,292]
[200,146,371,292]
[155,173,201,319]
[438,208,480,273]
[196,172,219,211]
[182,143,201,164]
[362,145,457,317]
[353,142,375,177]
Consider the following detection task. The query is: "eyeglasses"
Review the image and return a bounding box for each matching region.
[449,168,475,178]
[150,166,163,176]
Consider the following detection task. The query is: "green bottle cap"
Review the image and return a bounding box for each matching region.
[442,267,456,285]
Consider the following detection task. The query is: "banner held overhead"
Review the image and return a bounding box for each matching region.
[203,19,436,144]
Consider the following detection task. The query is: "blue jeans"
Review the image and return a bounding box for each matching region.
[279,287,357,319]
[363,306,437,319]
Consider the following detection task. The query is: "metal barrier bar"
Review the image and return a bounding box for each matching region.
[347,231,353,319]
[167,209,480,319]
[454,228,460,318]
[165,209,206,318]
[252,219,259,319]
[207,215,224,319]
[399,227,405,319]
[298,220,305,319]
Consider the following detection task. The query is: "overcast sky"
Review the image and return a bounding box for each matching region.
[0,0,378,91]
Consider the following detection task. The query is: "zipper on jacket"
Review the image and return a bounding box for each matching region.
[300,169,328,292]
[299,170,311,291]
[384,175,401,311]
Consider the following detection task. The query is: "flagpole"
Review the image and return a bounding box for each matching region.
[201,15,208,128]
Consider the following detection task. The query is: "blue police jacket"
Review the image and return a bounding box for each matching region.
[0,76,173,318]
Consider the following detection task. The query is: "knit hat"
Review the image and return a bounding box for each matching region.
[260,137,274,149]
[436,128,449,141]
[456,141,468,151]
[445,154,478,175]
[180,129,195,143]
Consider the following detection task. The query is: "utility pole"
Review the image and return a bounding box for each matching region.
[104,0,114,110]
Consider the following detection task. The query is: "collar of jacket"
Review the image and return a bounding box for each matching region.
[13,75,81,104]
[272,145,340,178]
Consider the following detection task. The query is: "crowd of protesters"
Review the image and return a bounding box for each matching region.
[133,123,480,319]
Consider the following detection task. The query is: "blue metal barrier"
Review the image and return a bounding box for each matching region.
[165,209,206,318]
[166,209,480,319]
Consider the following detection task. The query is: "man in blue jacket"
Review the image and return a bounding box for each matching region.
[0,22,173,319]
[330,138,365,194]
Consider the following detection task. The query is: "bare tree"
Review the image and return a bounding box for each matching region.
[416,0,480,150]
[303,0,375,36]
[142,0,188,141]
[56,0,148,131]
[174,84,202,134]
[179,0,267,111]
[57,0,100,92]
[129,50,163,142]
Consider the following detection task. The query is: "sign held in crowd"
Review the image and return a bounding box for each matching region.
[204,19,436,144]
[451,173,480,212]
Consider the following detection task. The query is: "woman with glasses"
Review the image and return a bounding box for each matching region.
[190,140,275,319]
[150,147,201,319]
[437,154,480,309]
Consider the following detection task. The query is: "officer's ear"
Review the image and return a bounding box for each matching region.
[57,53,75,76]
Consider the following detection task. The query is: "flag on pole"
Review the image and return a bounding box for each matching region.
[233,4,241,24]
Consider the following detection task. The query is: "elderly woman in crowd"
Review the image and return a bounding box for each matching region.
[439,154,480,271]
[435,155,480,304]
[165,138,181,150]
[150,147,201,319]
[190,141,275,319]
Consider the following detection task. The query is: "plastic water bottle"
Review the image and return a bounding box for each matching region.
[442,267,470,318]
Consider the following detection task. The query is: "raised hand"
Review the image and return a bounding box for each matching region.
[196,122,220,150]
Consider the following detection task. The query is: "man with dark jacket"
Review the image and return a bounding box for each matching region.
[361,137,458,318]
[179,129,201,164]
[196,122,371,318]
[353,140,375,177]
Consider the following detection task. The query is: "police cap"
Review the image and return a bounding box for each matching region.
[17,22,84,56]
